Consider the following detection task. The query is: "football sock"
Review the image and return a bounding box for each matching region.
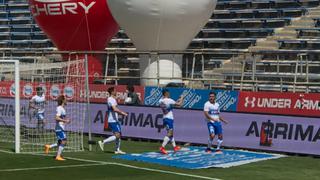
[217,139,223,150]
[208,138,213,148]
[162,136,170,147]
[103,135,116,144]
[57,144,64,156]
[50,143,58,148]
[170,137,176,147]
[115,138,121,151]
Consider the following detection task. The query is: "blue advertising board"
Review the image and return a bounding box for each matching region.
[144,86,239,111]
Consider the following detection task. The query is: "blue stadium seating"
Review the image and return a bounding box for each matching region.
[0,0,320,88]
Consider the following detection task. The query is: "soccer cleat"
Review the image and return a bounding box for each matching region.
[114,150,126,154]
[44,144,50,154]
[98,140,104,151]
[159,147,168,155]
[205,147,212,153]
[55,155,66,161]
[173,146,181,152]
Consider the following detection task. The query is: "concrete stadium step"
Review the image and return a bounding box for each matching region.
[252,39,279,47]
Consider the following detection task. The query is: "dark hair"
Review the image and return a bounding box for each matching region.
[36,87,43,92]
[209,91,216,96]
[127,85,134,92]
[162,89,169,96]
[57,95,65,106]
[108,87,115,95]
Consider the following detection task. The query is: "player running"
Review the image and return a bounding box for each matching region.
[98,87,128,154]
[45,95,70,160]
[203,91,228,153]
[159,89,184,155]
[29,87,46,130]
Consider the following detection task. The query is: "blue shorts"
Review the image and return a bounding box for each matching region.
[163,118,174,130]
[207,121,223,135]
[109,122,121,133]
[56,131,67,140]
[36,113,45,121]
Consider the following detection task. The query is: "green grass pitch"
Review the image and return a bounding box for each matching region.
[0,136,319,180]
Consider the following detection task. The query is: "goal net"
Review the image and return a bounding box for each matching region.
[0,59,87,154]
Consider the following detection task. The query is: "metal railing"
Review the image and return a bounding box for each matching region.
[1,49,320,93]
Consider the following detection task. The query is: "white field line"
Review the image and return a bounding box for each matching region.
[65,156,222,180]
[0,150,222,180]
[0,163,105,172]
[0,149,14,154]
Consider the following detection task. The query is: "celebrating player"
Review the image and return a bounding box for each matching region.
[203,91,228,153]
[29,87,46,130]
[45,95,70,161]
[98,87,128,154]
[159,89,184,155]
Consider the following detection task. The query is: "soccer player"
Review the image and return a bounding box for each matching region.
[29,87,46,130]
[45,95,70,161]
[159,89,184,155]
[98,87,128,154]
[203,91,228,153]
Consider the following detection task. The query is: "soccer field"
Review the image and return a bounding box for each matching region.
[0,137,319,180]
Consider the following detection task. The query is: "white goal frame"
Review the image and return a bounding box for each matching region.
[1,60,20,153]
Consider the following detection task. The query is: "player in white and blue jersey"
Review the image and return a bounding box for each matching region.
[29,87,46,130]
[45,95,70,161]
[98,87,128,154]
[159,89,184,155]
[204,91,228,153]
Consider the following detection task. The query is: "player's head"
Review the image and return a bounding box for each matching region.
[126,85,134,93]
[162,89,170,97]
[209,91,216,103]
[36,87,43,95]
[108,87,116,97]
[57,95,66,106]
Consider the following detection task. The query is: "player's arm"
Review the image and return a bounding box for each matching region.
[204,111,219,122]
[29,98,36,109]
[174,96,184,107]
[219,115,228,124]
[112,105,128,116]
[55,115,70,123]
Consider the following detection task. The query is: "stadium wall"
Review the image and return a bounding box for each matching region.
[89,105,320,156]
[1,82,320,155]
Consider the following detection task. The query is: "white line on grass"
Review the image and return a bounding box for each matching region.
[0,163,105,172]
[0,149,14,154]
[0,151,222,180]
[66,156,222,180]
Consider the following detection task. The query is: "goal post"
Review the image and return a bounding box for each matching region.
[0,58,88,154]
[14,60,20,153]
[0,60,20,153]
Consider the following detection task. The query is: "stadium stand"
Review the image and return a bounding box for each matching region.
[0,0,320,92]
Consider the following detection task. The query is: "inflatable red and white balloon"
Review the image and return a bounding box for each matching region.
[107,0,216,85]
[29,0,119,80]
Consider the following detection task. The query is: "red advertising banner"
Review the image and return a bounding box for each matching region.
[80,84,145,104]
[0,81,144,104]
[237,91,320,117]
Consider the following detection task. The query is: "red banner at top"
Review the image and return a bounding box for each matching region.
[237,91,320,117]
[0,81,144,104]
[80,84,144,104]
